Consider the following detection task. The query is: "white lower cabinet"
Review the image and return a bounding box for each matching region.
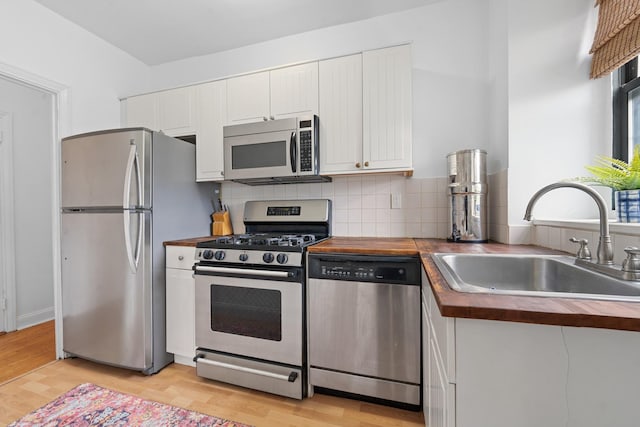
[423,269,455,427]
[422,268,640,427]
[165,245,196,366]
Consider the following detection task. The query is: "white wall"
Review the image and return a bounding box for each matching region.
[506,0,610,231]
[147,0,494,178]
[0,0,150,135]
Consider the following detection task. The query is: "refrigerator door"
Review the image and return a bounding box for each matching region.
[61,128,151,209]
[61,209,152,371]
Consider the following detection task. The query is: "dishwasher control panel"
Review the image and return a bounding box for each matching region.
[308,254,421,285]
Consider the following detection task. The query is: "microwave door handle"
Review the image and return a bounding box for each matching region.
[290,131,297,173]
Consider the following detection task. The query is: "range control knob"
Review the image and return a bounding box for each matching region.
[276,253,288,264]
[239,253,249,262]
[263,253,274,263]
[202,250,214,260]
[214,250,226,261]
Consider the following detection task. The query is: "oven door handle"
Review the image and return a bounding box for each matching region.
[194,355,298,383]
[194,265,293,278]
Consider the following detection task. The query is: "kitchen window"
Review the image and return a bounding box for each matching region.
[613,57,640,163]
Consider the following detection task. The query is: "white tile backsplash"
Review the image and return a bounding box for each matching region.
[221,171,507,240]
[532,224,640,264]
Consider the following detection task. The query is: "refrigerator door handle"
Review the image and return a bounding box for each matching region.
[123,211,137,274]
[122,144,142,209]
[134,211,143,269]
[123,144,142,274]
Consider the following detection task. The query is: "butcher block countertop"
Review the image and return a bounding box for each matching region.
[312,237,640,332]
[163,236,214,247]
[307,237,418,255]
[417,239,640,332]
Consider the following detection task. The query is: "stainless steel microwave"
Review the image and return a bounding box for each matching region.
[223,115,330,185]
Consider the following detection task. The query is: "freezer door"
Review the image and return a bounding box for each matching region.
[61,129,150,209]
[61,210,152,371]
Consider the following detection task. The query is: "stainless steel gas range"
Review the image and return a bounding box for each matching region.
[193,199,331,399]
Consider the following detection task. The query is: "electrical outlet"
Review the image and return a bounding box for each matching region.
[391,193,402,209]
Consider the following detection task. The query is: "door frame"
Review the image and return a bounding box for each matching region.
[0,111,15,333]
[0,61,70,358]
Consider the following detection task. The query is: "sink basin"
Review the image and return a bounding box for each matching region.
[432,253,640,302]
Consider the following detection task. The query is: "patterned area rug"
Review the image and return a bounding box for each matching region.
[9,383,251,426]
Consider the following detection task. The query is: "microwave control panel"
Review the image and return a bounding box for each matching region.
[298,116,317,173]
[300,129,312,172]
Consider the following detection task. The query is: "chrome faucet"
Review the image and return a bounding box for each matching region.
[523,182,614,265]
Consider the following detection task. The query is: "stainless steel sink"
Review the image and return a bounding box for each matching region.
[432,253,640,301]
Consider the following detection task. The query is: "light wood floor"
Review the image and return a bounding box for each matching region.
[0,320,56,384]
[0,357,425,426]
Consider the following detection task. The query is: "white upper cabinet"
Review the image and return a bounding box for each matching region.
[270,62,319,119]
[122,44,412,182]
[362,44,412,171]
[157,87,196,137]
[125,93,158,130]
[125,87,196,137]
[195,80,227,181]
[319,44,413,175]
[226,62,319,124]
[319,54,363,174]
[226,71,271,124]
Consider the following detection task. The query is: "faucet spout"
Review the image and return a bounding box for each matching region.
[523,182,613,265]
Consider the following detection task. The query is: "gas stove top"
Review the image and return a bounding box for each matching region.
[195,199,331,268]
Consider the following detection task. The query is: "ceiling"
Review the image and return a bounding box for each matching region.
[34,0,432,66]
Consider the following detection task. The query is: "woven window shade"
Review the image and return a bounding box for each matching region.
[590,0,640,78]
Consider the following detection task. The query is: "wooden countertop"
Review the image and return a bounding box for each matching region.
[415,238,640,332]
[163,236,215,247]
[166,235,640,331]
[308,237,418,255]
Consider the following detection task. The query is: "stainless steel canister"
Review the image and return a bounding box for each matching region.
[447,149,488,242]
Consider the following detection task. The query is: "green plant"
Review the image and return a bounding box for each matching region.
[578,145,640,191]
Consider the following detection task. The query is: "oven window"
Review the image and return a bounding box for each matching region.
[210,285,282,341]
[232,141,286,169]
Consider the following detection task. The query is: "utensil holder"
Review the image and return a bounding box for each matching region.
[211,211,233,236]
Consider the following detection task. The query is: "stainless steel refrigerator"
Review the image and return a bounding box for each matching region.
[61,128,211,374]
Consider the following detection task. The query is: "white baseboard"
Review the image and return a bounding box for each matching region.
[17,306,55,330]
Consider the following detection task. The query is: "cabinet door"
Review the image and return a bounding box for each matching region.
[270,62,319,119]
[428,337,453,427]
[157,87,196,137]
[422,301,431,425]
[166,266,196,364]
[195,80,226,181]
[363,44,412,170]
[319,54,363,174]
[227,71,270,124]
[125,93,158,130]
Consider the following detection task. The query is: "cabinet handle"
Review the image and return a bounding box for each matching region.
[178,255,184,261]
[364,161,369,167]
[356,162,361,168]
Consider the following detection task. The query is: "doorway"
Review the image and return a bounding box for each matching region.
[0,76,55,335]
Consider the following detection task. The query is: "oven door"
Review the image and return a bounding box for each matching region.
[194,271,302,366]
[223,129,296,180]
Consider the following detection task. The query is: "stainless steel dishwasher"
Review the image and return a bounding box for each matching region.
[307,253,421,409]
